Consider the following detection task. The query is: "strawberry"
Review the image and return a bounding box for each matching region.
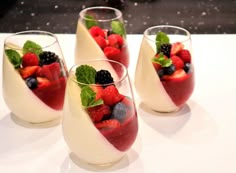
[152,61,162,71]
[171,42,184,56]
[95,119,121,129]
[163,69,187,81]
[89,26,105,38]
[36,77,50,88]
[94,36,108,49]
[35,66,44,77]
[107,34,124,49]
[104,46,121,59]
[102,85,124,106]
[90,85,103,100]
[178,49,191,63]
[87,104,111,122]
[171,55,184,70]
[19,66,39,79]
[41,62,61,81]
[22,52,39,67]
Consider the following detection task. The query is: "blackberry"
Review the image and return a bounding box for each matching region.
[160,44,172,58]
[95,70,114,85]
[39,51,59,66]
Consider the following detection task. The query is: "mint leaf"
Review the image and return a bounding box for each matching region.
[156,32,170,53]
[23,40,42,55]
[152,53,172,67]
[75,65,96,84]
[111,20,126,37]
[80,86,103,108]
[84,14,98,29]
[5,49,22,68]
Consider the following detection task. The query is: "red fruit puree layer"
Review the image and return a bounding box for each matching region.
[33,77,66,110]
[162,72,194,106]
[101,113,138,152]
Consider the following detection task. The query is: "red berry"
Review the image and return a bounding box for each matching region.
[178,49,191,63]
[19,66,39,79]
[41,62,61,81]
[22,52,39,67]
[107,34,124,48]
[94,36,108,49]
[171,42,184,56]
[36,77,50,88]
[102,85,124,106]
[87,104,111,123]
[171,55,184,70]
[90,85,103,101]
[95,119,121,129]
[104,46,120,59]
[163,69,187,81]
[89,26,105,38]
[35,66,44,77]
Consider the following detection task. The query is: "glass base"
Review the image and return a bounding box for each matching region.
[10,113,61,128]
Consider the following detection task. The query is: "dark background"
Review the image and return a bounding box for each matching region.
[0,0,235,34]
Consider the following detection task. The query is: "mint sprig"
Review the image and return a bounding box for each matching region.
[75,65,96,85]
[80,86,103,108]
[5,49,22,68]
[23,40,42,56]
[156,31,170,53]
[152,53,172,67]
[84,14,98,29]
[111,20,126,37]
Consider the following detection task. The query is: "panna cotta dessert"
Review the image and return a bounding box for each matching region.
[3,31,68,123]
[62,59,138,165]
[75,6,130,68]
[135,25,194,112]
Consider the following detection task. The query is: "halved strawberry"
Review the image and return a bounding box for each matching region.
[22,52,39,67]
[35,66,44,77]
[171,42,184,56]
[36,77,50,88]
[94,36,108,49]
[89,26,105,38]
[95,119,121,129]
[178,49,191,63]
[90,85,103,101]
[87,104,111,123]
[19,66,39,79]
[102,85,124,106]
[107,34,124,49]
[41,62,61,81]
[171,55,184,70]
[163,69,187,81]
[104,46,121,60]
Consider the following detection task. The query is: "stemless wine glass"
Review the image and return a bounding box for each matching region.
[75,6,130,68]
[62,59,138,165]
[3,30,68,124]
[135,25,195,112]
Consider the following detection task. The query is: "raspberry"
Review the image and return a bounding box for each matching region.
[102,85,124,106]
[160,43,171,58]
[171,55,184,70]
[89,26,105,38]
[87,104,111,123]
[22,52,39,67]
[39,51,59,66]
[104,46,120,60]
[107,34,124,49]
[94,36,107,49]
[95,70,114,85]
[178,49,191,63]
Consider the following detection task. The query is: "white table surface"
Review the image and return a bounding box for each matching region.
[0,33,236,173]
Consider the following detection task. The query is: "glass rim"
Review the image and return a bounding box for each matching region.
[4,30,58,50]
[79,6,123,22]
[144,25,191,43]
[69,59,128,87]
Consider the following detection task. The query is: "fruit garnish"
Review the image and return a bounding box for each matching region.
[183,63,191,73]
[5,49,22,68]
[89,26,105,38]
[19,66,39,79]
[22,52,39,67]
[90,85,103,100]
[163,69,186,81]
[80,86,104,108]
[178,49,191,63]
[156,31,170,54]
[104,46,121,59]
[41,62,61,81]
[75,65,96,85]
[36,77,50,87]
[25,77,38,89]
[84,14,98,29]
[101,85,124,106]
[95,70,114,85]
[152,53,172,68]
[39,51,59,66]
[160,43,172,58]
[95,119,121,130]
[163,64,176,75]
[171,55,184,70]
[111,20,126,37]
[171,42,184,56]
[111,102,127,123]
[23,40,42,56]
[107,34,124,48]
[87,104,111,122]
[94,36,107,49]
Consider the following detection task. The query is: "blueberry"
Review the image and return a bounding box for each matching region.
[184,63,191,73]
[111,102,127,122]
[164,64,175,75]
[25,77,38,89]
[157,69,164,78]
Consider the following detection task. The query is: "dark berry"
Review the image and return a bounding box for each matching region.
[95,70,114,85]
[39,51,59,66]
[184,63,191,73]
[160,44,172,58]
[157,69,164,78]
[25,77,38,89]
[163,64,175,75]
[111,102,127,123]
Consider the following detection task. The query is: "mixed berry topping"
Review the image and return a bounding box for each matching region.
[39,51,59,66]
